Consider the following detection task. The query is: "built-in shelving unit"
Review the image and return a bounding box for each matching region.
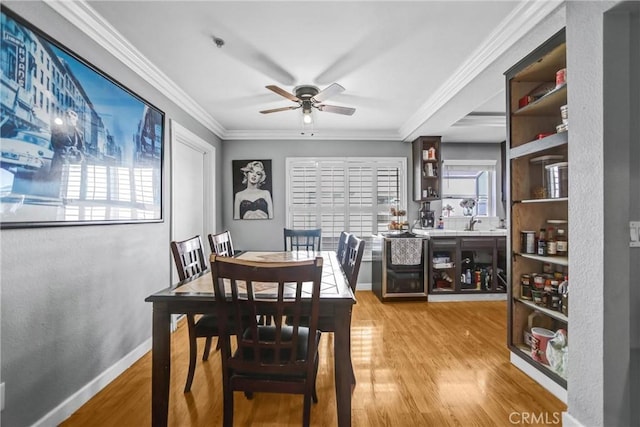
[506,28,569,400]
[412,136,441,202]
[429,236,507,295]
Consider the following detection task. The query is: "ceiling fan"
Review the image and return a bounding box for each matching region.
[260,83,356,124]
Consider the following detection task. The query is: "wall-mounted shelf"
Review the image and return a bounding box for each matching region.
[412,136,441,202]
[515,253,569,266]
[515,298,568,323]
[513,84,567,116]
[510,132,568,159]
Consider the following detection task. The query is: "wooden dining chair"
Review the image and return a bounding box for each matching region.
[342,234,365,292]
[283,228,322,251]
[210,255,323,427]
[208,230,235,256]
[336,231,351,264]
[170,235,223,393]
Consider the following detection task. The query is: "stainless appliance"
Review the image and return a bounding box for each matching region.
[420,202,435,228]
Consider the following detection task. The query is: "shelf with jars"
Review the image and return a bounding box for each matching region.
[412,136,441,202]
[506,28,569,400]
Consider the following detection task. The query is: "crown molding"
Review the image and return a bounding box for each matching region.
[453,113,506,128]
[42,0,561,143]
[399,0,564,140]
[43,0,226,138]
[222,129,402,142]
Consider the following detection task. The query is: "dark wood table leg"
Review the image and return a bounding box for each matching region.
[151,302,171,427]
[333,305,353,427]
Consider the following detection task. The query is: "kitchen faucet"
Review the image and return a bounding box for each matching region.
[466,215,481,231]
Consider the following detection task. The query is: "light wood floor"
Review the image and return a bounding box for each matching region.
[60,292,566,426]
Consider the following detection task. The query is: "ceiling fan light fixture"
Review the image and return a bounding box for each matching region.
[303,111,313,124]
[261,83,355,127]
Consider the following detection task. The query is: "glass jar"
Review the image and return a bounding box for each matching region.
[556,228,568,256]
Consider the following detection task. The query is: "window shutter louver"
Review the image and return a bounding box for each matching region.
[286,157,406,260]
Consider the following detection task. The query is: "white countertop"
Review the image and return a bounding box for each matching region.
[412,228,508,237]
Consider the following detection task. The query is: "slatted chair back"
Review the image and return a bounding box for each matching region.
[210,255,324,426]
[171,235,207,281]
[336,231,351,264]
[170,235,216,392]
[283,228,322,251]
[342,234,365,292]
[209,230,235,257]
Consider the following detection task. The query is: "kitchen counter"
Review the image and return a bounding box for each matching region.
[412,228,508,237]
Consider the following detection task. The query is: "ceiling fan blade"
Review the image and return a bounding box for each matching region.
[315,104,356,116]
[260,106,300,114]
[266,85,300,102]
[312,83,345,103]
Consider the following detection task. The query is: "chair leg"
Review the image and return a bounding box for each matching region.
[312,355,319,404]
[350,361,356,386]
[202,336,213,361]
[184,315,198,393]
[223,384,234,427]
[302,394,312,427]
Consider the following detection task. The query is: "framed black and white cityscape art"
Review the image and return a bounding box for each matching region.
[0,8,164,228]
[232,159,273,220]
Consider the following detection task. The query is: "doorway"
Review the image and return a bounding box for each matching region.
[170,121,216,285]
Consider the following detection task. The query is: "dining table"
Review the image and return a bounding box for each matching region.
[145,250,356,426]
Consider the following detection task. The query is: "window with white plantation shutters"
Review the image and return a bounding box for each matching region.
[286,157,406,260]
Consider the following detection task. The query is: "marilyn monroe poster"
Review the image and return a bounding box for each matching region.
[232,160,273,220]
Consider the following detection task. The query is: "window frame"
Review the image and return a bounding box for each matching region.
[285,157,407,261]
[440,159,497,217]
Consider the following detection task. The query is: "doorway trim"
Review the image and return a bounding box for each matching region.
[170,120,216,244]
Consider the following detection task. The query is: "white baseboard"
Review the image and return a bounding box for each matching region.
[32,338,152,427]
[562,412,585,427]
[354,282,372,291]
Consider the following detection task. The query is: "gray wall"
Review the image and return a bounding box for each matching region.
[632,7,640,424]
[0,2,222,426]
[220,139,413,285]
[566,1,637,426]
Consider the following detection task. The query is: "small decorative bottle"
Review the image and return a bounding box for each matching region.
[537,228,547,256]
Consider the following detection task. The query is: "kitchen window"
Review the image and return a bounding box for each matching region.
[441,159,497,217]
[286,157,407,260]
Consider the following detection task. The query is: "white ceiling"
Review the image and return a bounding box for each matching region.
[60,1,562,142]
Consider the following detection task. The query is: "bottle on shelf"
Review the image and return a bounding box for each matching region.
[546,226,557,255]
[537,228,547,256]
[559,275,569,315]
[556,228,568,256]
